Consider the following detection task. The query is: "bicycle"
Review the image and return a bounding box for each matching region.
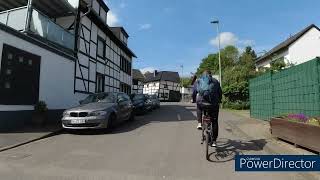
[200,106,214,160]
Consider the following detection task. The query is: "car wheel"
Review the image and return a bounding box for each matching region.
[106,113,116,131]
[128,111,135,121]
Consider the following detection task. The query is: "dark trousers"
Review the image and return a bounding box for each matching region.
[197,104,219,141]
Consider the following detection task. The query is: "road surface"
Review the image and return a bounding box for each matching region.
[0,103,318,180]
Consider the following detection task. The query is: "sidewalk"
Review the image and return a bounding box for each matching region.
[224,109,317,155]
[0,124,62,152]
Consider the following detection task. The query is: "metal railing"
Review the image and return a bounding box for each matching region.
[30,8,75,50]
[0,6,75,50]
[0,6,28,31]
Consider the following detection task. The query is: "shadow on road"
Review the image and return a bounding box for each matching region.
[111,104,197,134]
[207,138,267,163]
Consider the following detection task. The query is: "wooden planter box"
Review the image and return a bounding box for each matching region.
[270,117,320,153]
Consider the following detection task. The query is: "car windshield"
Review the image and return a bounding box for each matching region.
[133,94,145,101]
[81,93,115,104]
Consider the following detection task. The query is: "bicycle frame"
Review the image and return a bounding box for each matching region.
[201,110,213,144]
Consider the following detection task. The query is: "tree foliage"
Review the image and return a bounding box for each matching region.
[196,46,258,109]
[181,77,192,88]
[196,45,238,76]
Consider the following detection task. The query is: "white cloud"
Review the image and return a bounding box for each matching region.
[140,67,156,74]
[107,11,119,26]
[139,24,152,30]
[210,32,255,48]
[210,32,238,47]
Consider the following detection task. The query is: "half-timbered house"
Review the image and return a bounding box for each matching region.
[0,0,136,129]
[143,71,181,102]
[132,69,144,94]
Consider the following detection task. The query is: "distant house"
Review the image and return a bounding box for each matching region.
[143,71,181,102]
[256,24,320,70]
[180,86,193,102]
[132,69,145,94]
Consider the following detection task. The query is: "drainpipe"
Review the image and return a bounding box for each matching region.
[24,0,33,32]
[73,5,92,93]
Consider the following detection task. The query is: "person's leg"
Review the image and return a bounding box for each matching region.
[196,104,202,124]
[210,107,219,141]
[196,104,203,129]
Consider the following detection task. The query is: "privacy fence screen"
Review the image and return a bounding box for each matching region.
[249,58,320,120]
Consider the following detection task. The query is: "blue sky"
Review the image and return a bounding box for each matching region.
[105,0,320,76]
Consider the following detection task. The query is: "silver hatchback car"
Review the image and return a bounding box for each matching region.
[62,92,134,130]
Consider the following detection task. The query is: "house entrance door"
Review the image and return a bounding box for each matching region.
[0,44,41,105]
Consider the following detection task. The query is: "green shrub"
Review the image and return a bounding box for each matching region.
[223,100,249,110]
[34,101,48,113]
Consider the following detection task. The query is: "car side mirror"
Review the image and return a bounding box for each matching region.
[117,98,124,103]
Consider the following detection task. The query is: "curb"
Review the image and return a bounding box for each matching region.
[0,128,63,152]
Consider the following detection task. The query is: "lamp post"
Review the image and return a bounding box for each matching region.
[211,20,222,89]
[180,64,184,102]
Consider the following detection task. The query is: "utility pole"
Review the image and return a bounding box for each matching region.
[180,64,184,102]
[211,20,223,108]
[211,20,222,88]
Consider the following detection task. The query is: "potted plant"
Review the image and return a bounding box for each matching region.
[32,101,48,126]
[270,114,320,153]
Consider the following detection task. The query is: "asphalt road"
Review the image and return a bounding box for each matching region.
[0,103,318,180]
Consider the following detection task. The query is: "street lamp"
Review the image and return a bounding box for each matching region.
[180,64,184,102]
[211,20,222,89]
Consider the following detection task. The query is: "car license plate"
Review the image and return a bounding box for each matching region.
[71,119,86,124]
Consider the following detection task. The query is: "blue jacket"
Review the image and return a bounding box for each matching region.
[194,76,222,106]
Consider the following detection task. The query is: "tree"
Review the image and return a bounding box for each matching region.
[181,77,192,88]
[196,45,238,76]
[270,57,286,71]
[196,45,258,109]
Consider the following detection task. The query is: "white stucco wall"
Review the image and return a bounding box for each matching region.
[288,27,320,65]
[256,50,289,69]
[180,87,193,95]
[256,27,320,70]
[0,29,86,111]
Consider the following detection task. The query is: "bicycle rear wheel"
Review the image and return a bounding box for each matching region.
[205,132,209,160]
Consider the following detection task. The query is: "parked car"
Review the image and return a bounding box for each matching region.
[130,94,151,115]
[144,94,154,111]
[149,94,160,109]
[62,92,134,130]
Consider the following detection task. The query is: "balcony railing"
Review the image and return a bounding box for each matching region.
[0,6,28,31]
[30,9,75,50]
[0,7,75,50]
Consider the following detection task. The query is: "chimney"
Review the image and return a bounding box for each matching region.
[154,70,158,77]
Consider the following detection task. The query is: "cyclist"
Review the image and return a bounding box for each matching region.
[194,70,222,147]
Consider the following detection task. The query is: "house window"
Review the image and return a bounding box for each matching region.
[96,73,105,93]
[18,56,23,63]
[6,69,12,75]
[7,53,12,60]
[0,44,41,105]
[133,79,138,85]
[120,83,131,94]
[4,82,10,89]
[120,56,131,75]
[97,36,105,58]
